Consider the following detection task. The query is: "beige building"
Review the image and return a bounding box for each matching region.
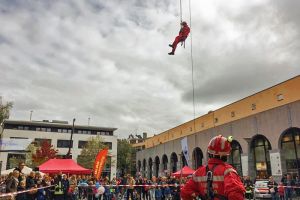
[136,75,300,180]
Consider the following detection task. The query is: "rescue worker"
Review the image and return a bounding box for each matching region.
[168,21,190,55]
[181,135,245,200]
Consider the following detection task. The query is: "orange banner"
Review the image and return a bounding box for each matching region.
[93,149,108,180]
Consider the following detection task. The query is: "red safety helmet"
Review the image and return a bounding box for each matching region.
[207,135,231,156]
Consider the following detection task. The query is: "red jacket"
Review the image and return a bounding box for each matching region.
[179,25,190,38]
[181,158,245,200]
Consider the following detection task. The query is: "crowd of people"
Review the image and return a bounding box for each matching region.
[0,162,184,200]
[3,162,300,200]
[242,174,300,200]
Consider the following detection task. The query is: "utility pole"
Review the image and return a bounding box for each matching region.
[66,118,75,159]
[29,110,33,121]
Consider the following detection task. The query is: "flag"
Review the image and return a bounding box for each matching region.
[93,149,108,180]
[181,137,189,166]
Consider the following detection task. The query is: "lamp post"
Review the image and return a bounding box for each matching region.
[66,118,75,159]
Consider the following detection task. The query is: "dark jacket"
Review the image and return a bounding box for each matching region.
[6,177,18,192]
[268,180,278,193]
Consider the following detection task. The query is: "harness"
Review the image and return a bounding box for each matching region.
[198,164,228,200]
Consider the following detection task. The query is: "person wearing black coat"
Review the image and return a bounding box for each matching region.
[267,176,278,200]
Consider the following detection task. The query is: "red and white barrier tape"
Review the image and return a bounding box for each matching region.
[0,185,54,198]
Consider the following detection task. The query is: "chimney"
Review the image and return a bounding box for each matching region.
[142,132,147,139]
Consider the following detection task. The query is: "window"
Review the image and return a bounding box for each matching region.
[34,138,51,146]
[251,103,256,110]
[36,127,41,131]
[78,141,88,148]
[46,128,51,132]
[41,127,46,132]
[281,128,300,176]
[24,126,29,130]
[228,141,242,175]
[104,142,112,149]
[68,130,72,133]
[57,140,73,148]
[62,129,68,133]
[251,135,271,179]
[18,126,23,130]
[78,130,82,134]
[87,130,91,135]
[82,130,87,134]
[58,129,62,133]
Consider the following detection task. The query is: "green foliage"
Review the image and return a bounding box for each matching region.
[25,144,38,168]
[117,139,135,175]
[0,101,13,124]
[77,136,111,169]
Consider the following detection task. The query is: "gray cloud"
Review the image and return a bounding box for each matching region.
[0,0,299,138]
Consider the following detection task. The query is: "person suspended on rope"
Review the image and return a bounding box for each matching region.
[168,21,190,55]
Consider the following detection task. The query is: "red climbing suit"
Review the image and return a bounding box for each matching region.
[181,158,245,200]
[169,22,190,55]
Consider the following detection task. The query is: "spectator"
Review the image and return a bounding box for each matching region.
[14,162,25,182]
[283,174,295,200]
[155,186,162,200]
[127,175,135,200]
[268,176,278,200]
[26,171,37,200]
[16,181,26,200]
[61,174,69,200]
[6,169,19,193]
[278,182,285,200]
[53,172,64,200]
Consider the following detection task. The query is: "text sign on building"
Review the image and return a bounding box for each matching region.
[270,151,282,176]
[241,155,248,176]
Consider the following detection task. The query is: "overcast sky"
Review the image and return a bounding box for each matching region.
[0,0,299,138]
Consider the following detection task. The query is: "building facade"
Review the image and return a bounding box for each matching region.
[0,120,117,178]
[136,76,300,180]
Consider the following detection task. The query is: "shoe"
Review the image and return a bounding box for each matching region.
[168,52,174,55]
[169,44,173,48]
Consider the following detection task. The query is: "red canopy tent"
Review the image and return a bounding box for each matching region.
[39,159,91,174]
[172,166,195,177]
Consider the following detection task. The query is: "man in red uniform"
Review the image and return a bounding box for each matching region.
[181,135,245,200]
[168,21,190,55]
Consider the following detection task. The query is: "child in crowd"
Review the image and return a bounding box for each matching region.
[278,182,284,200]
[16,181,26,200]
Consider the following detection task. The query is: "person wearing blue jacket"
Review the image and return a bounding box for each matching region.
[155,186,162,200]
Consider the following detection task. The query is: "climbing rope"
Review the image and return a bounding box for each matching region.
[188,0,196,131]
[179,0,183,23]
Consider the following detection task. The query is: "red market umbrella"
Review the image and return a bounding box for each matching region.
[172,166,195,177]
[39,159,91,174]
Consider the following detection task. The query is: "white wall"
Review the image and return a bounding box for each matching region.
[0,129,117,178]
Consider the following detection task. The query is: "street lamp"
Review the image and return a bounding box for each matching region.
[66,118,75,159]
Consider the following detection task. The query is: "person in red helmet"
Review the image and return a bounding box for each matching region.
[168,21,190,55]
[181,135,245,200]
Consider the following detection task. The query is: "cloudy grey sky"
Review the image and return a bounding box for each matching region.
[0,0,299,138]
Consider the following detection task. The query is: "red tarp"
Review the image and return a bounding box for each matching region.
[39,159,91,174]
[172,166,195,177]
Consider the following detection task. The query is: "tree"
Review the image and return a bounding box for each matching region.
[117,139,135,176]
[77,136,112,169]
[31,140,58,167]
[25,143,38,168]
[0,101,13,124]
